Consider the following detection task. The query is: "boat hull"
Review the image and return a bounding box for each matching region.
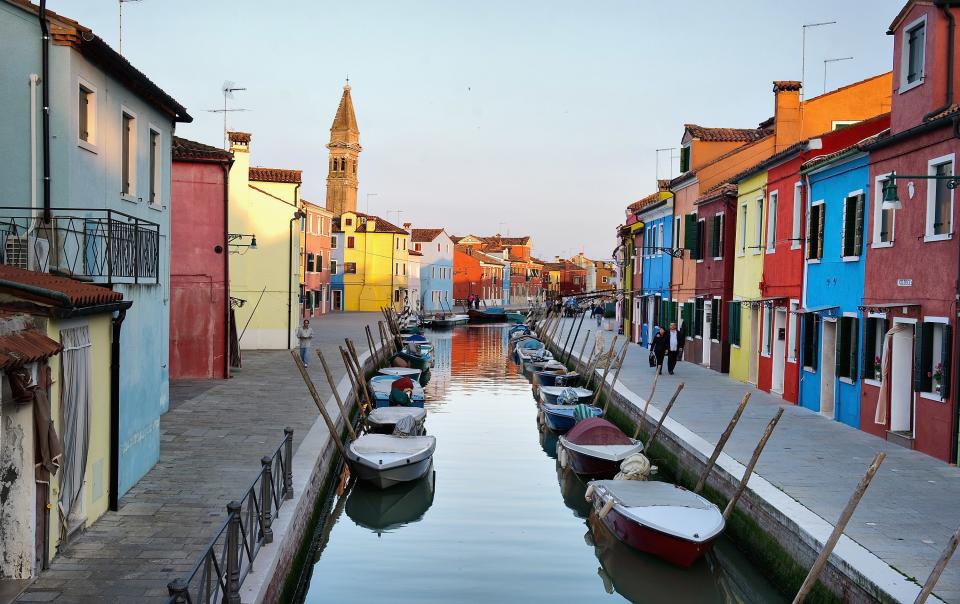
[468,309,507,323]
[592,500,718,568]
[395,350,433,370]
[535,371,579,387]
[564,448,621,479]
[372,397,425,409]
[349,455,434,489]
[543,408,576,432]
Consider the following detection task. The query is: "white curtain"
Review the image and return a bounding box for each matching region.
[875,323,911,425]
[59,326,92,535]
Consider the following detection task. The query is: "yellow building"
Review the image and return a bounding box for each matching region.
[729,170,768,383]
[227,131,303,350]
[335,210,409,311]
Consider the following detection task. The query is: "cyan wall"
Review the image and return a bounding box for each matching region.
[639,209,673,346]
[331,234,344,309]
[502,260,511,305]
[799,154,870,428]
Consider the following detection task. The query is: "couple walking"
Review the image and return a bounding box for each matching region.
[650,322,685,375]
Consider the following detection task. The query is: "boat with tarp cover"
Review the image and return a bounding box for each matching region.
[346,434,437,489]
[558,418,643,478]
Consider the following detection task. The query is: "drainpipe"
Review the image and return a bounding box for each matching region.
[287,201,304,350]
[221,161,232,378]
[38,0,51,223]
[109,307,127,511]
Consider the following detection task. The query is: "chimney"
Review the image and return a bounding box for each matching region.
[403,222,412,233]
[227,131,251,200]
[228,131,251,154]
[772,81,802,152]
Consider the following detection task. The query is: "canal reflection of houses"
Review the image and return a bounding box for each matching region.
[423,330,453,402]
[448,326,509,377]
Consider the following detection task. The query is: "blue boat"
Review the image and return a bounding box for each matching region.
[367,375,426,408]
[539,386,593,405]
[535,370,580,388]
[541,402,603,432]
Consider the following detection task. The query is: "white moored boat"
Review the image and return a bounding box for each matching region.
[347,434,437,489]
[366,407,427,434]
[378,367,423,381]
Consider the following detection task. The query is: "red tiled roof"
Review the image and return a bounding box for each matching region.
[479,235,530,246]
[0,329,62,369]
[249,167,303,184]
[408,249,423,257]
[628,191,660,212]
[928,104,960,122]
[0,265,124,307]
[684,124,767,143]
[450,235,463,244]
[411,228,444,242]
[173,136,232,162]
[773,80,802,92]
[351,212,409,235]
[695,182,738,206]
[228,131,251,144]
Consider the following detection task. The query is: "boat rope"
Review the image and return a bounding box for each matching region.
[614,453,654,481]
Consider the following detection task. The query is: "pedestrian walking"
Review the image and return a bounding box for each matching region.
[651,326,668,374]
[666,321,685,375]
[296,318,313,367]
[592,303,603,327]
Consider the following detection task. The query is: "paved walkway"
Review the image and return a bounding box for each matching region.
[553,318,960,603]
[16,313,384,604]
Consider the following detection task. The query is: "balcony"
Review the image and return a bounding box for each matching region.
[0,208,160,284]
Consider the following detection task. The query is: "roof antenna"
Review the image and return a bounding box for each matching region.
[206,81,249,149]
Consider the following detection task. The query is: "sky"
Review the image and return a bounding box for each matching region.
[53,0,905,260]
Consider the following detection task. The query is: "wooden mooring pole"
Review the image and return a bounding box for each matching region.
[694,392,751,494]
[315,349,357,441]
[602,341,630,414]
[365,325,380,368]
[915,526,960,604]
[642,383,684,445]
[722,408,784,520]
[791,452,886,604]
[591,336,618,406]
[290,351,349,458]
[346,339,374,411]
[575,329,592,367]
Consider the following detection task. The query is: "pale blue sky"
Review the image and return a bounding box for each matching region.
[55,1,904,259]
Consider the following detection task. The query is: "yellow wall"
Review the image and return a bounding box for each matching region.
[729,171,767,383]
[228,145,301,349]
[339,212,408,311]
[45,314,112,561]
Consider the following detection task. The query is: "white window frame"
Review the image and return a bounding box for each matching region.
[864,312,888,387]
[77,76,98,153]
[120,106,138,203]
[697,218,706,264]
[807,200,825,264]
[925,153,955,241]
[791,181,802,249]
[872,172,896,247]
[761,305,772,357]
[330,259,338,275]
[766,191,778,253]
[331,235,338,249]
[787,299,799,362]
[831,120,858,130]
[899,14,927,94]
[713,212,724,260]
[753,196,763,255]
[841,189,864,261]
[738,203,748,256]
[147,124,163,209]
[919,316,949,401]
[657,223,664,253]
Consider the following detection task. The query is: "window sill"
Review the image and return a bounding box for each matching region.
[786,356,796,363]
[898,77,925,95]
[148,203,163,212]
[919,391,946,402]
[803,366,816,374]
[924,233,952,243]
[765,249,775,255]
[696,259,704,264]
[712,256,723,261]
[841,256,861,262]
[760,352,771,358]
[807,259,821,264]
[751,250,762,256]
[121,194,138,204]
[864,378,882,387]
[871,241,894,249]
[790,243,801,251]
[77,139,98,154]
[839,377,854,385]
[737,252,745,258]
[731,344,741,349]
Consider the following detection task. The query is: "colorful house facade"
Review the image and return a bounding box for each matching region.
[333,211,409,311]
[170,137,232,380]
[409,228,454,312]
[635,194,674,347]
[301,199,333,318]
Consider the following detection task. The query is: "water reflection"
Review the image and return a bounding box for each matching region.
[539,424,558,459]
[346,466,436,535]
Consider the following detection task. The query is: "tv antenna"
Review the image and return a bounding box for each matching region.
[656,147,679,180]
[118,0,143,55]
[206,81,249,149]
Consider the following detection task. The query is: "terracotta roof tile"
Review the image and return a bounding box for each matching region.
[0,265,124,307]
[0,329,62,369]
[628,191,660,212]
[411,228,444,242]
[695,182,738,206]
[173,136,232,162]
[228,131,251,144]
[773,80,802,92]
[349,212,409,235]
[684,124,768,143]
[408,249,423,257]
[927,104,960,122]
[249,167,302,184]
[478,235,530,246]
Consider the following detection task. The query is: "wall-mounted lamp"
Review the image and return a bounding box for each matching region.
[882,172,960,211]
[227,233,257,252]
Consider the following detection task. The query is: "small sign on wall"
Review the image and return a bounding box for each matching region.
[897,278,912,287]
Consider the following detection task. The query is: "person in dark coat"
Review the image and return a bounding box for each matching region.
[651,326,668,374]
[666,322,686,375]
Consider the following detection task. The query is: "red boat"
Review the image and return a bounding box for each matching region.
[586,480,724,568]
[558,418,644,479]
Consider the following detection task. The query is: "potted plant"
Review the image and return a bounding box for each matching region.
[874,356,882,381]
[932,363,944,393]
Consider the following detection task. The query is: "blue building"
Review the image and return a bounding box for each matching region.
[635,198,674,347]
[799,150,870,428]
[330,232,345,310]
[410,228,454,312]
[0,1,190,497]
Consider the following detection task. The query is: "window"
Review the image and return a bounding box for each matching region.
[307,253,315,272]
[802,314,820,370]
[837,316,859,380]
[728,301,742,346]
[317,251,323,272]
[149,129,161,205]
[841,192,865,257]
[903,16,926,88]
[787,301,799,361]
[863,317,888,381]
[697,219,706,261]
[831,121,858,130]
[873,174,895,245]
[394,289,401,303]
[766,192,778,252]
[345,262,357,274]
[694,298,704,338]
[761,307,773,356]
[684,213,700,259]
[791,182,802,249]
[807,203,824,260]
[658,224,664,251]
[331,235,338,249]
[754,197,764,252]
[121,111,136,197]
[927,156,954,238]
[347,236,355,249]
[415,243,422,251]
[711,214,724,258]
[739,204,748,255]
[330,260,338,275]
[78,83,96,145]
[710,298,721,341]
[680,146,691,173]
[345,217,353,226]
[916,320,952,398]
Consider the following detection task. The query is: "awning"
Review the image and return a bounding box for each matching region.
[794,305,839,316]
[858,302,922,313]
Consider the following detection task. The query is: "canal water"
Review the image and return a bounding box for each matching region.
[298,326,784,603]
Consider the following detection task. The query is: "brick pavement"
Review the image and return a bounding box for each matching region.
[16,313,384,604]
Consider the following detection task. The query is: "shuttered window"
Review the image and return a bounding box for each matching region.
[710,215,723,258]
[837,316,859,380]
[122,112,135,196]
[862,318,887,380]
[79,86,93,142]
[680,146,691,173]
[697,219,706,260]
[915,322,952,398]
[807,204,824,260]
[841,194,865,257]
[694,298,704,337]
[682,302,694,335]
[710,298,721,341]
[802,314,819,370]
[684,214,699,259]
[728,301,742,347]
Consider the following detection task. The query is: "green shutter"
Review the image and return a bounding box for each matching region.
[854,194,865,256]
[915,324,933,392]
[837,318,850,377]
[684,214,697,250]
[863,318,877,380]
[680,147,690,173]
[941,324,953,399]
[849,317,859,382]
[841,200,850,257]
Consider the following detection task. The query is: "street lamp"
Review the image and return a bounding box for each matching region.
[227,233,257,252]
[882,172,960,211]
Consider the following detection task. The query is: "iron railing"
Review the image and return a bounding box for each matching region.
[0,207,160,284]
[167,428,294,604]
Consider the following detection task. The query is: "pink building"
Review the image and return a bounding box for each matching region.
[302,200,333,317]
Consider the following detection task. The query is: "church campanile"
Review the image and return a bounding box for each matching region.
[325,84,362,216]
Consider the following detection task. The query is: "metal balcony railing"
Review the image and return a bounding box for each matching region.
[0,208,160,284]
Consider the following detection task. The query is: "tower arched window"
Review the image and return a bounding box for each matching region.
[340,158,346,172]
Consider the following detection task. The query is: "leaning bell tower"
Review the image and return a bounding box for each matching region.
[325,83,362,216]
